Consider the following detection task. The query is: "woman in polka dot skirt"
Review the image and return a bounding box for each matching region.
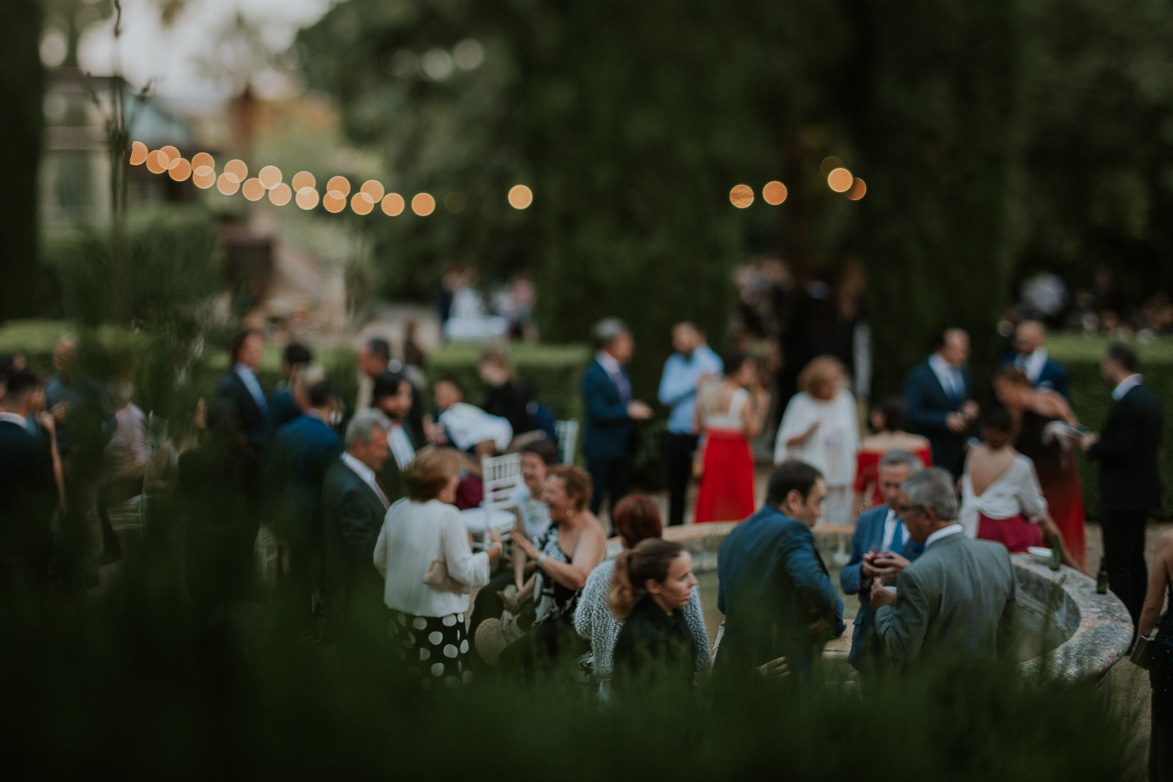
[374,447,503,688]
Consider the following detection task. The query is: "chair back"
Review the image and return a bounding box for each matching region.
[554,419,579,465]
[481,452,523,517]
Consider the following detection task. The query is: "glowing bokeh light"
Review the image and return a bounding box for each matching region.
[241,178,266,201]
[729,184,754,208]
[223,159,248,182]
[128,141,148,166]
[193,168,216,189]
[160,146,181,168]
[762,181,788,205]
[168,159,192,182]
[296,187,320,210]
[216,174,241,196]
[145,150,167,174]
[291,171,316,191]
[819,156,844,177]
[322,192,347,213]
[381,193,405,216]
[351,193,374,215]
[191,152,214,171]
[360,180,385,202]
[326,176,350,197]
[846,177,867,201]
[258,165,283,189]
[411,193,436,216]
[507,184,533,210]
[827,167,854,193]
[269,183,292,206]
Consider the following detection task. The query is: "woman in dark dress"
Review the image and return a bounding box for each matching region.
[1141,530,1173,781]
[608,539,699,689]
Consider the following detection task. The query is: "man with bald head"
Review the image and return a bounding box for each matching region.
[904,328,979,478]
[997,319,1069,398]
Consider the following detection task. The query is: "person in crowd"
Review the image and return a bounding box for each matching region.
[1138,529,1173,781]
[374,447,503,688]
[851,397,931,519]
[485,465,606,672]
[1082,343,1163,628]
[0,353,27,405]
[431,378,512,456]
[582,318,653,516]
[997,319,1069,398]
[714,460,844,680]
[870,468,1016,665]
[991,366,1086,569]
[658,321,722,527]
[266,365,343,631]
[47,334,116,589]
[269,342,313,434]
[215,329,269,459]
[97,379,149,562]
[355,337,392,412]
[841,450,924,674]
[179,399,261,620]
[773,356,859,524]
[478,347,533,439]
[695,352,770,524]
[959,407,1075,566]
[0,370,59,596]
[322,409,391,643]
[372,371,423,504]
[575,494,710,689]
[904,328,979,478]
[608,538,700,689]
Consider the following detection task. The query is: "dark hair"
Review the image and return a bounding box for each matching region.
[0,353,20,381]
[722,351,751,377]
[282,342,312,366]
[520,438,558,466]
[435,376,464,396]
[992,365,1029,386]
[983,406,1014,436]
[372,370,409,401]
[4,368,42,401]
[229,329,260,364]
[612,494,663,548]
[874,396,906,432]
[547,465,592,511]
[1106,343,1138,373]
[402,447,463,502]
[765,460,823,508]
[306,379,333,408]
[365,338,391,363]
[608,538,686,620]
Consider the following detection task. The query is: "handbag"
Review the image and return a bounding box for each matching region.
[423,559,471,595]
[1132,634,1154,670]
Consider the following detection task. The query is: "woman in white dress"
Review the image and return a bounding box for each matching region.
[773,356,859,524]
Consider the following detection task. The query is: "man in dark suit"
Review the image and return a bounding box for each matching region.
[841,450,925,673]
[215,328,269,458]
[1082,343,1163,627]
[715,460,845,680]
[323,408,391,642]
[871,468,1016,665]
[997,319,1069,398]
[0,370,59,597]
[581,318,653,516]
[372,370,424,504]
[904,328,980,477]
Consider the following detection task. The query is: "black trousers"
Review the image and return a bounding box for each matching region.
[587,456,630,518]
[663,433,698,527]
[1101,509,1148,627]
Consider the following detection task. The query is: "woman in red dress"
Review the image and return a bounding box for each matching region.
[693,353,770,524]
[851,397,932,521]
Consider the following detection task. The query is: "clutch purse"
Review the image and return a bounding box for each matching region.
[423,559,471,595]
[1131,635,1154,670]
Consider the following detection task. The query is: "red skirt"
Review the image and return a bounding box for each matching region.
[694,430,755,524]
[976,513,1043,553]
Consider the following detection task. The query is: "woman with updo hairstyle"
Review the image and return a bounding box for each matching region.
[608,538,699,688]
[374,446,503,688]
[574,495,710,689]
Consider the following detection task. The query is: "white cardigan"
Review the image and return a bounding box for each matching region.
[374,498,491,618]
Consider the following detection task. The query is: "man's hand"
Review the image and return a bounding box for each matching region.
[757,656,790,680]
[860,551,880,580]
[870,585,897,611]
[946,412,967,433]
[871,553,910,585]
[627,400,654,420]
[51,402,70,425]
[1080,433,1099,452]
[961,400,980,421]
[36,412,56,436]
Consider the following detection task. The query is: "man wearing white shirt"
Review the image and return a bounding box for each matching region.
[904,328,980,477]
[214,329,269,459]
[997,319,1069,398]
[871,468,1016,666]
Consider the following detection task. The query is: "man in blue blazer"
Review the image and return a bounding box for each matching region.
[841,450,925,673]
[996,320,1069,398]
[215,329,270,459]
[715,460,845,680]
[904,328,979,477]
[581,319,653,516]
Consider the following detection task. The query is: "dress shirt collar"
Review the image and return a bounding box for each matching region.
[0,411,28,427]
[595,350,623,376]
[1018,349,1048,384]
[341,452,388,507]
[928,353,963,396]
[1112,374,1143,401]
[924,523,964,549]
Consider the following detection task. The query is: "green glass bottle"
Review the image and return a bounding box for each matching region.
[1049,534,1061,572]
[1097,558,1109,594]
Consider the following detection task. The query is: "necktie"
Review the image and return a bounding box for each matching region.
[889,523,905,557]
[374,477,390,508]
[611,368,632,405]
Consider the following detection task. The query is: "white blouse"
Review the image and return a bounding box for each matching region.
[959,454,1048,538]
[701,387,748,432]
[374,498,491,618]
[773,389,860,486]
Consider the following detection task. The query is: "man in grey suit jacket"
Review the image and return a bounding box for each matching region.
[871,468,1016,665]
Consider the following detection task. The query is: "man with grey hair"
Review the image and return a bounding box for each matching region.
[870,467,1016,666]
[581,318,653,516]
[841,450,926,672]
[323,408,391,641]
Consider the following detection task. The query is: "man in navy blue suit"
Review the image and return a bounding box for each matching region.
[215,328,270,459]
[841,450,925,673]
[997,320,1069,398]
[714,460,845,680]
[1082,343,1163,627]
[581,319,653,516]
[904,328,979,477]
